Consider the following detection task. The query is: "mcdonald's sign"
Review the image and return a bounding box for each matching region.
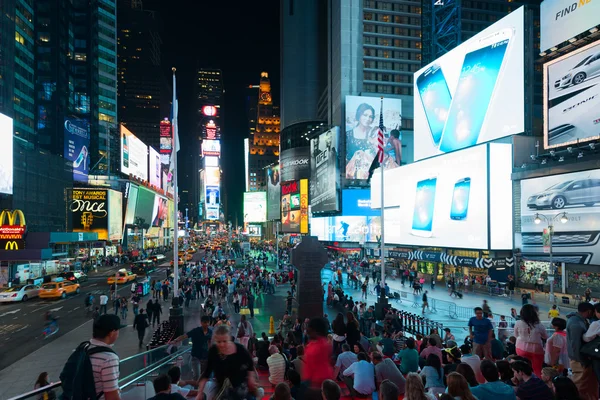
[0,209,26,250]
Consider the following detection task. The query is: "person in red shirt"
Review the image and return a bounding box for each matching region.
[303,317,333,389]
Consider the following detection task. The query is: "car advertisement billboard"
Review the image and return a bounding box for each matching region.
[120,125,148,181]
[310,127,340,214]
[280,147,310,182]
[149,146,161,187]
[267,164,281,220]
[69,189,109,240]
[159,119,172,154]
[244,191,267,223]
[0,113,13,195]
[63,117,90,182]
[202,139,221,157]
[281,179,309,234]
[107,189,123,241]
[206,186,220,207]
[342,189,378,217]
[371,143,513,249]
[521,169,600,265]
[413,7,525,161]
[540,0,600,53]
[544,40,600,149]
[345,96,402,180]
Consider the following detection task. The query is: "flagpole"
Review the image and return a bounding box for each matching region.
[379,97,386,297]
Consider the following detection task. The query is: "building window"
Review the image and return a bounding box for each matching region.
[364,12,373,20]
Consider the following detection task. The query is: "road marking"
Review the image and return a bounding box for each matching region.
[72,307,80,311]
[0,309,20,318]
[49,307,63,312]
[88,283,97,287]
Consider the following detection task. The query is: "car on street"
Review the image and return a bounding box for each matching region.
[39,281,80,299]
[527,178,600,209]
[59,271,88,283]
[0,285,41,303]
[107,268,137,285]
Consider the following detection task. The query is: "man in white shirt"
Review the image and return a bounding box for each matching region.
[167,366,197,397]
[100,293,109,315]
[342,352,375,398]
[333,344,358,380]
[266,345,287,385]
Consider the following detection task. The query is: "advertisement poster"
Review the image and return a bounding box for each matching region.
[413,7,525,161]
[205,156,219,167]
[134,186,155,228]
[69,189,109,240]
[345,96,403,180]
[248,225,262,237]
[310,127,340,214]
[206,186,220,207]
[159,119,172,154]
[244,191,267,223]
[120,125,148,181]
[281,179,308,233]
[280,147,310,182]
[342,189,378,217]
[266,165,280,220]
[149,146,161,187]
[520,168,600,265]
[544,40,600,149]
[107,190,123,241]
[202,139,221,157]
[63,117,90,182]
[0,113,13,195]
[206,206,220,221]
[541,0,600,52]
[205,166,220,186]
[151,195,168,227]
[123,184,139,226]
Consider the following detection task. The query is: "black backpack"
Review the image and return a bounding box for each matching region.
[60,341,116,400]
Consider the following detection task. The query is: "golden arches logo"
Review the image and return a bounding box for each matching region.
[5,241,19,250]
[0,210,26,227]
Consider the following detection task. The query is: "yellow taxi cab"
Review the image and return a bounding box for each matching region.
[170,258,185,267]
[107,268,137,285]
[188,247,197,254]
[39,281,80,299]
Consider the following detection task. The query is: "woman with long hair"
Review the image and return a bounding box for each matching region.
[419,353,445,397]
[345,311,360,348]
[553,376,582,400]
[34,372,55,400]
[455,363,479,388]
[331,312,346,357]
[514,304,547,377]
[447,372,478,400]
[404,373,437,400]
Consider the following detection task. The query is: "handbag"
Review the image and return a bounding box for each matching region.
[580,336,600,360]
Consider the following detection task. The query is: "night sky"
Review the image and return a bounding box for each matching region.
[155,0,280,224]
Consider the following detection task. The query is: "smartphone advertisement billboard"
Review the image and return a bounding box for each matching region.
[310,127,340,214]
[413,7,524,161]
[0,113,13,195]
[244,191,267,223]
[149,146,161,187]
[345,96,402,180]
[544,40,600,149]
[64,117,90,182]
[281,179,309,234]
[267,164,281,220]
[371,143,512,249]
[120,125,148,181]
[540,0,600,53]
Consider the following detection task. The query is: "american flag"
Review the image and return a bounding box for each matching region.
[377,98,384,163]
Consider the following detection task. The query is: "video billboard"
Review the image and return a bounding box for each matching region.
[69,189,109,240]
[151,195,168,227]
[345,96,402,180]
[205,166,220,186]
[281,179,308,234]
[0,113,13,195]
[248,225,262,237]
[134,186,155,228]
[280,147,310,182]
[310,216,380,243]
[206,207,220,221]
[342,189,378,217]
[107,190,123,241]
[205,156,219,167]
[310,127,340,213]
[120,125,148,181]
[413,7,525,161]
[159,119,172,154]
[149,146,161,187]
[544,40,600,149]
[244,191,267,223]
[202,140,221,157]
[520,169,600,265]
[63,117,90,182]
[124,183,139,226]
[267,164,281,220]
[206,186,220,207]
[541,0,600,53]
[371,143,513,249]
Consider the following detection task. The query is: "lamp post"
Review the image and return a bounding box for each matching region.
[534,212,568,303]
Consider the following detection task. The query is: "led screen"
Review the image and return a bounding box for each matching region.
[345,96,402,180]
[151,195,168,227]
[63,117,90,182]
[541,0,600,53]
[0,113,13,194]
[310,215,381,243]
[206,207,219,220]
[134,186,155,228]
[205,156,219,167]
[281,179,308,233]
[205,166,220,186]
[248,225,262,237]
[544,40,600,149]
[244,191,267,223]
[149,146,161,187]
[202,139,221,157]
[413,7,524,161]
[124,184,139,226]
[280,147,310,182]
[206,186,220,207]
[342,189,378,217]
[267,164,281,221]
[120,125,148,180]
[69,189,109,240]
[159,119,172,154]
[310,127,340,213]
[108,189,123,241]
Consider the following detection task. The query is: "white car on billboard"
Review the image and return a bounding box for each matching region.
[526,178,600,210]
[554,51,600,89]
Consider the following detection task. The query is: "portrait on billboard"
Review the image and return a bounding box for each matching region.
[267,165,280,220]
[345,96,402,179]
[310,127,340,213]
[544,40,600,149]
[151,196,168,227]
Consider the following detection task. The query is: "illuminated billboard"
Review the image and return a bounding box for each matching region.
[204,119,219,140]
[69,189,110,240]
[205,156,219,167]
[311,127,340,213]
[151,195,168,227]
[541,0,600,53]
[202,139,221,157]
[63,117,90,182]
[205,166,220,186]
[281,179,309,234]
[266,164,280,220]
[371,143,513,249]
[149,146,161,187]
[0,113,13,195]
[342,189,378,217]
[206,186,220,207]
[202,105,218,116]
[108,190,123,241]
[280,147,310,182]
[413,7,525,161]
[206,207,220,221]
[159,119,172,154]
[345,96,402,180]
[244,191,267,223]
[248,224,262,237]
[544,40,600,149]
[120,125,148,181]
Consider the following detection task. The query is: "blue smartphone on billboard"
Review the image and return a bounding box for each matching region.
[450,177,471,220]
[439,29,512,153]
[411,177,437,237]
[416,64,452,146]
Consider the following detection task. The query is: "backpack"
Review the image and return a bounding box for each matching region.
[60,341,116,400]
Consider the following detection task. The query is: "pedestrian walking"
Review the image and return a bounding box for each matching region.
[133,309,149,347]
[99,293,108,315]
[152,301,162,326]
[422,290,430,314]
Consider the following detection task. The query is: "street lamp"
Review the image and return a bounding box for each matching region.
[533,212,568,302]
